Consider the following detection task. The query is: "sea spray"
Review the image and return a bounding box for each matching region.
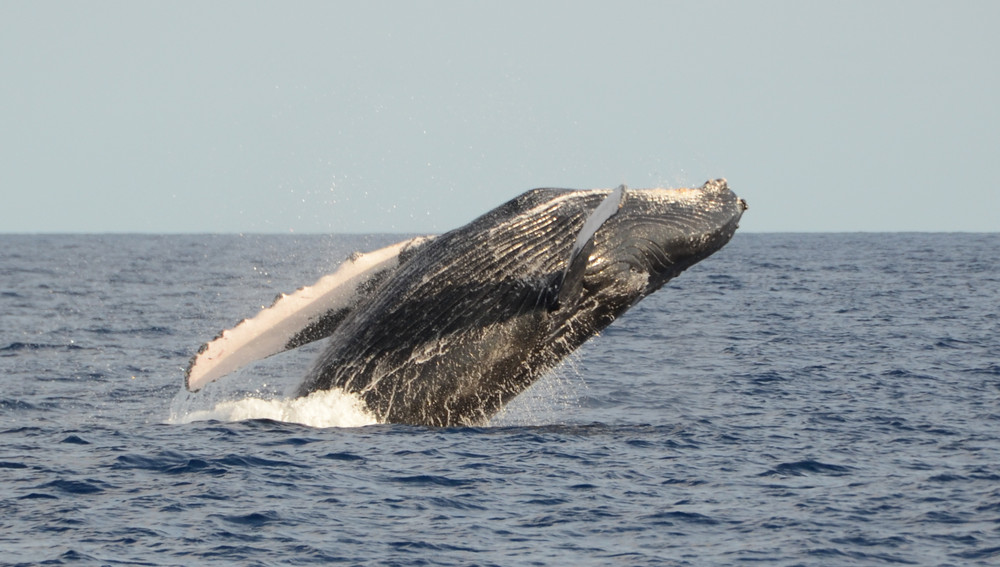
[168,388,377,428]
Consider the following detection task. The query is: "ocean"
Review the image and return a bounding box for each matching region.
[1,233,998,566]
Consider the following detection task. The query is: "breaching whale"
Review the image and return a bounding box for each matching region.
[186,179,747,426]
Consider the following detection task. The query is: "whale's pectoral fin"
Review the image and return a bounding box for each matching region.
[184,236,435,392]
[544,185,626,310]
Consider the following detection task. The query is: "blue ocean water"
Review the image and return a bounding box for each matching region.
[1,233,998,566]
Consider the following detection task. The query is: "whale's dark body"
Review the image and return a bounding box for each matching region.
[299,180,745,426]
[186,179,745,426]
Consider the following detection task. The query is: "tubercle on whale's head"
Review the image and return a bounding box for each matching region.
[589,179,746,295]
[693,178,747,211]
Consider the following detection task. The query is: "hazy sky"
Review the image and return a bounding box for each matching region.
[2,1,998,233]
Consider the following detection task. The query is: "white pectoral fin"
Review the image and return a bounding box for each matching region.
[184,236,434,392]
[569,184,626,264]
[547,185,626,309]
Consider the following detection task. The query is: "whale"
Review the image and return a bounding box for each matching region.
[185,179,747,426]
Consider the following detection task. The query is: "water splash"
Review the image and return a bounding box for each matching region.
[490,360,588,426]
[167,388,377,428]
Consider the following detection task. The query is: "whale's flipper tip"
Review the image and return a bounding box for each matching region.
[184,236,435,393]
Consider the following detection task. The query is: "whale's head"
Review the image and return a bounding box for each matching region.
[588,178,747,301]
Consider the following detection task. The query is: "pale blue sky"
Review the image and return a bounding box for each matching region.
[2,1,997,233]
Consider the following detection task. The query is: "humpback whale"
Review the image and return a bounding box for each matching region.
[186,179,747,426]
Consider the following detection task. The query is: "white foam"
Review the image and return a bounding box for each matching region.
[168,388,378,428]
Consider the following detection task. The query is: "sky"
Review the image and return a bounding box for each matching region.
[2,1,998,234]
